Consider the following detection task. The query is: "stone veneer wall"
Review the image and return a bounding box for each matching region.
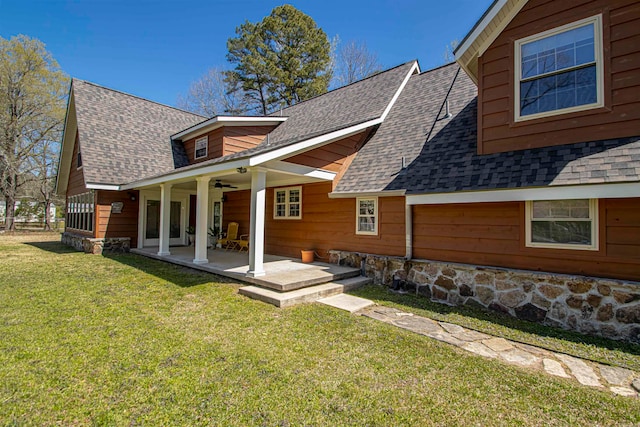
[328,250,640,343]
[61,232,130,254]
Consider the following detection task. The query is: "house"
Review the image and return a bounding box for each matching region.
[56,0,640,341]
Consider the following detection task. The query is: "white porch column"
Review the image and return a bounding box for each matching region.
[137,191,144,249]
[247,167,267,277]
[193,176,211,264]
[157,183,173,256]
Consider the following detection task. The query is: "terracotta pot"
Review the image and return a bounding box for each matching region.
[301,250,314,263]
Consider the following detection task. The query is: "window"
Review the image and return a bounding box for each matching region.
[274,186,301,219]
[515,15,603,121]
[526,199,598,250]
[356,197,377,235]
[194,136,208,159]
[77,151,82,168]
[66,192,94,233]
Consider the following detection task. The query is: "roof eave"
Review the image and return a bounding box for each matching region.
[55,83,77,196]
[171,116,288,141]
[406,182,640,205]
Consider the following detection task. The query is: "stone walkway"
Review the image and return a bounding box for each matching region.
[357,305,640,397]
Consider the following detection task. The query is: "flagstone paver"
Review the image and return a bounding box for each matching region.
[356,305,639,398]
[599,366,634,386]
[543,358,571,378]
[555,354,603,388]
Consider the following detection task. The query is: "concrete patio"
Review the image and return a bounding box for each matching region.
[131,245,370,307]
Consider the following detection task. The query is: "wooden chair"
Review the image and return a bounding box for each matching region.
[234,234,249,252]
[218,222,239,250]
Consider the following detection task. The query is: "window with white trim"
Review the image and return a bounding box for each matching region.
[356,197,377,235]
[515,15,603,121]
[66,191,94,233]
[194,136,208,159]
[274,186,301,219]
[525,199,598,250]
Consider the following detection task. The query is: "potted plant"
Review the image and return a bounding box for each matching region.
[186,226,196,246]
[208,226,220,248]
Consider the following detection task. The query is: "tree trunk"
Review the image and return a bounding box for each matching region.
[5,194,15,231]
[43,199,52,231]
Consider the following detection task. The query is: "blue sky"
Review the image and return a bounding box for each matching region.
[1,0,492,107]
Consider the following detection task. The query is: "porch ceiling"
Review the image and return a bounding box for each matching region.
[169,167,331,192]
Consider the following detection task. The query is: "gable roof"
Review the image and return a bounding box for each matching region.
[123,61,419,188]
[332,63,640,197]
[454,0,528,83]
[69,79,205,186]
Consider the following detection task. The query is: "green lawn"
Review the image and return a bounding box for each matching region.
[1,233,639,426]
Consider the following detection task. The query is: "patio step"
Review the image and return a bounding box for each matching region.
[247,262,362,292]
[239,275,372,308]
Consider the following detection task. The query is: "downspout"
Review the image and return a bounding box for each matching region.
[405,202,412,260]
[406,67,461,260]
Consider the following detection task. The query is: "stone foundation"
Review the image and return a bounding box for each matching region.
[328,250,640,343]
[61,232,130,254]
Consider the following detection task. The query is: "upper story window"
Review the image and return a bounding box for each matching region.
[525,199,598,251]
[515,15,603,121]
[356,197,378,235]
[274,186,301,219]
[77,151,82,169]
[194,136,208,159]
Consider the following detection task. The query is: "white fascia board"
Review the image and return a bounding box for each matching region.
[86,183,121,191]
[455,0,509,61]
[249,118,383,166]
[380,61,420,121]
[121,158,251,190]
[406,182,640,205]
[328,190,406,199]
[263,160,336,181]
[172,116,287,141]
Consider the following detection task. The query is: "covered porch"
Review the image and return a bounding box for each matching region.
[125,160,336,280]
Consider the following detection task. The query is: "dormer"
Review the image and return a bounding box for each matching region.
[456,0,640,154]
[172,116,288,164]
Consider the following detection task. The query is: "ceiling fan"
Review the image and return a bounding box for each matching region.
[213,179,237,189]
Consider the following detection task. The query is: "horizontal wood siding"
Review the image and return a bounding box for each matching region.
[412,199,640,281]
[284,132,365,172]
[222,182,405,259]
[478,0,640,154]
[222,125,275,156]
[95,190,139,247]
[183,128,224,164]
[67,131,87,197]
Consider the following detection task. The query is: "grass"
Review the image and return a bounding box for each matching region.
[1,232,639,426]
[352,286,640,372]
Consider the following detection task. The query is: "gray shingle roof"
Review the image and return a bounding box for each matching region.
[334,64,640,195]
[73,79,205,185]
[141,61,419,180]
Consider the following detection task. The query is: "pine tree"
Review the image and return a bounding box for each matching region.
[225,5,332,115]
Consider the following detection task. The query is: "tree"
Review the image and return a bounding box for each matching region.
[333,39,382,87]
[177,67,249,117]
[443,39,460,63]
[225,5,332,115]
[0,35,67,230]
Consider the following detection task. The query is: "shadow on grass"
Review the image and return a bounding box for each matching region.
[26,240,78,255]
[351,284,640,368]
[27,240,235,289]
[103,252,240,289]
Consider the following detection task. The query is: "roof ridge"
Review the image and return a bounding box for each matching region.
[270,60,419,115]
[72,78,207,119]
[416,61,458,76]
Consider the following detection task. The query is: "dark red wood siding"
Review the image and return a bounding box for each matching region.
[478,0,640,154]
